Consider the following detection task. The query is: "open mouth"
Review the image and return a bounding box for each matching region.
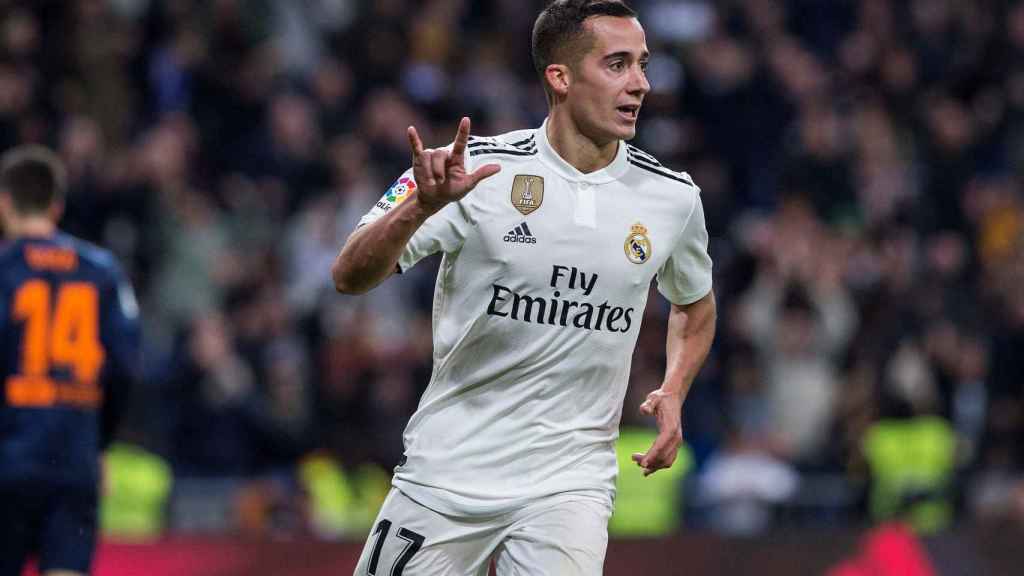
[616,104,640,120]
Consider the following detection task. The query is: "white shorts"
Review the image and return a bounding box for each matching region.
[353,488,611,576]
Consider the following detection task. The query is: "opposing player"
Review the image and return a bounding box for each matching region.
[333,1,716,573]
[0,146,141,576]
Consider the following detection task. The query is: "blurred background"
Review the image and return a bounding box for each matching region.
[4,0,1024,573]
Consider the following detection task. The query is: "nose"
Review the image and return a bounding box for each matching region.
[628,64,650,96]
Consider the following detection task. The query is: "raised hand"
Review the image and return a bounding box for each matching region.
[631,389,683,476]
[407,117,501,214]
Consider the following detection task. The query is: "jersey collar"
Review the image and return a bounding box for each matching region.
[535,118,630,185]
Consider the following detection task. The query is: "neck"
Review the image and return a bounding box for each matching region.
[546,109,619,174]
[7,216,56,239]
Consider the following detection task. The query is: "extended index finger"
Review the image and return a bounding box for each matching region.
[407,126,425,163]
[450,117,471,160]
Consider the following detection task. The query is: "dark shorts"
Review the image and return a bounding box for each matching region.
[0,482,98,575]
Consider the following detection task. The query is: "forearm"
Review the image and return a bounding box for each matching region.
[331,195,439,294]
[661,291,717,400]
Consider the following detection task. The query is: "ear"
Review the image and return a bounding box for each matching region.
[49,198,65,224]
[0,194,11,235]
[544,64,572,98]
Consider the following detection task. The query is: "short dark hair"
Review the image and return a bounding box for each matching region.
[0,145,66,214]
[532,0,637,86]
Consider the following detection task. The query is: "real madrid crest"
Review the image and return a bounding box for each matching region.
[624,223,652,264]
[511,174,544,216]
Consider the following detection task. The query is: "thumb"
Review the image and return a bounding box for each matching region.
[631,452,645,465]
[467,163,501,187]
[639,399,655,416]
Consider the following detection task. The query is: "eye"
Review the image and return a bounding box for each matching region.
[609,60,625,72]
[640,60,649,73]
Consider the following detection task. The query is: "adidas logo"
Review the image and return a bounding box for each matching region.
[503,222,537,244]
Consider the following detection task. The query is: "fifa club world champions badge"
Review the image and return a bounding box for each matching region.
[624,223,652,264]
[511,174,544,216]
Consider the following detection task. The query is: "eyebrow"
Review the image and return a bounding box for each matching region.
[603,50,650,61]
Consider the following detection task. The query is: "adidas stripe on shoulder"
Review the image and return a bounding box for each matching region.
[626,144,695,188]
[468,134,538,158]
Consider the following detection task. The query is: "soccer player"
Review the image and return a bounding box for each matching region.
[0,146,141,576]
[332,1,716,573]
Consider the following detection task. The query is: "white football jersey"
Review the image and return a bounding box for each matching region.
[357,119,713,517]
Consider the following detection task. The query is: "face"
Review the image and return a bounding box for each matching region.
[563,16,651,144]
[0,191,11,234]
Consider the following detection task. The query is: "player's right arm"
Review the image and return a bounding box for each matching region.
[332,117,500,294]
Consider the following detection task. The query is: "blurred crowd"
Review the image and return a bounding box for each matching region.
[3,0,1024,537]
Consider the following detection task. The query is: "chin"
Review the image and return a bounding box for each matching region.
[613,124,637,141]
[584,118,635,145]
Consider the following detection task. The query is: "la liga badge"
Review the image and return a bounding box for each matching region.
[376,176,417,212]
[386,176,416,205]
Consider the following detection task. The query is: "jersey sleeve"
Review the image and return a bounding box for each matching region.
[100,263,142,446]
[0,281,7,377]
[357,167,475,273]
[656,192,713,305]
[356,168,419,228]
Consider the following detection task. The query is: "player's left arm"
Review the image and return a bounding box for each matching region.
[632,289,716,476]
[0,283,7,378]
[99,268,142,448]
